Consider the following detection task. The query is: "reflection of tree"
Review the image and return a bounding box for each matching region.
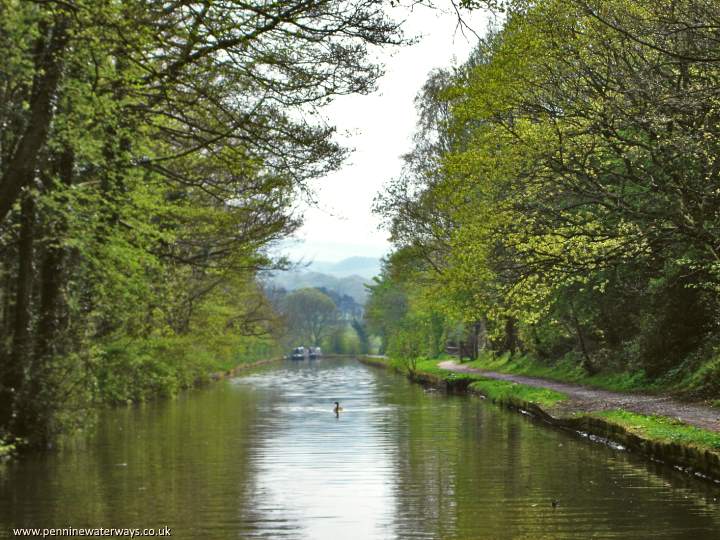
[382,382,461,538]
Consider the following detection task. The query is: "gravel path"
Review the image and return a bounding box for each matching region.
[438,360,720,432]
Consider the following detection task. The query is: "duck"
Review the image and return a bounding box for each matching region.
[333,401,344,414]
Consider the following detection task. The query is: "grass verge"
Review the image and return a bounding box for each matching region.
[367,356,568,408]
[464,352,657,393]
[468,379,567,408]
[592,409,720,451]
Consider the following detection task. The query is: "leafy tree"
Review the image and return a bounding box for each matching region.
[282,288,339,346]
[351,319,370,355]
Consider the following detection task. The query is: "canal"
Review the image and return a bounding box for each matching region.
[1,358,720,539]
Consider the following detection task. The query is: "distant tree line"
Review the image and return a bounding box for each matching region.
[367,0,720,398]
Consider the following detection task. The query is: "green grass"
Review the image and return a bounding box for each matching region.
[593,409,720,451]
[673,357,720,400]
[468,379,567,408]
[370,355,568,408]
[464,352,655,393]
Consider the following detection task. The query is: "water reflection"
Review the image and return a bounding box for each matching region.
[234,362,396,539]
[0,358,719,539]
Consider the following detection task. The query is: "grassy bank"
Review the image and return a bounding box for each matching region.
[592,410,720,451]
[98,334,280,404]
[463,352,655,393]
[468,380,566,408]
[365,356,568,409]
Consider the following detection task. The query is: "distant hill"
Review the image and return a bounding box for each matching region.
[268,271,370,304]
[306,257,381,280]
[267,257,380,305]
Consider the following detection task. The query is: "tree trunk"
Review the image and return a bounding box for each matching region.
[477,318,488,352]
[503,317,518,354]
[0,194,36,432]
[470,320,486,360]
[0,262,13,355]
[0,15,69,224]
[569,303,596,374]
[36,146,74,361]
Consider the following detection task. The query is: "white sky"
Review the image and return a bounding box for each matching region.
[281,4,492,264]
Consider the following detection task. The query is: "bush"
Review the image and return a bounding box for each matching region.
[97,334,276,404]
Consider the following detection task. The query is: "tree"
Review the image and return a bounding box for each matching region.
[282,288,338,346]
[351,319,370,355]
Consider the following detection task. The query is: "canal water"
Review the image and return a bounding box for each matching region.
[1,358,720,539]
